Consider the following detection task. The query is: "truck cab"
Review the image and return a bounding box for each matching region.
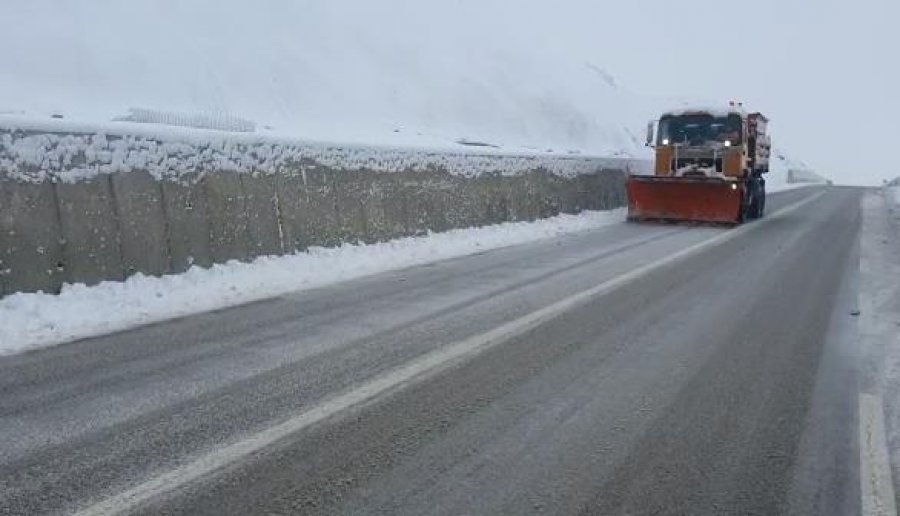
[650,107,770,179]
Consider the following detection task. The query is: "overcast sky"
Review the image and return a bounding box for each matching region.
[488,0,899,185]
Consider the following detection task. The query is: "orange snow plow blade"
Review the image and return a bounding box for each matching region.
[626,176,743,224]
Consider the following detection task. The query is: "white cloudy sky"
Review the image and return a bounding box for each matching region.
[2,0,897,184]
[502,0,900,185]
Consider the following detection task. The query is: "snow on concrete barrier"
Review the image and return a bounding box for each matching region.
[0,121,637,296]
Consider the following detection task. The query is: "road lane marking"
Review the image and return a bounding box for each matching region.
[75,190,827,516]
[860,393,898,516]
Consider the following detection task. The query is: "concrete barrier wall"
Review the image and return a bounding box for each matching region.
[0,127,634,296]
[787,168,828,184]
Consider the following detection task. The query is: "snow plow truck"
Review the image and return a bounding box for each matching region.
[627,104,771,224]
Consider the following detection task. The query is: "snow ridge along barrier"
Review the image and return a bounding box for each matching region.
[0,125,636,296]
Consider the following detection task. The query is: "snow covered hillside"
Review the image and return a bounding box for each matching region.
[0,1,820,180]
[0,1,646,158]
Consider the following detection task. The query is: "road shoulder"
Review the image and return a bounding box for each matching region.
[859,189,900,514]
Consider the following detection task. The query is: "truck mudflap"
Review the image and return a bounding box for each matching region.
[626,175,744,224]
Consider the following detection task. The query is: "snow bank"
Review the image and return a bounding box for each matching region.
[0,208,625,355]
[0,116,641,184]
[886,178,900,206]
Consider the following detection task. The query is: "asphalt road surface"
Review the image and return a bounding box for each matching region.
[0,186,878,515]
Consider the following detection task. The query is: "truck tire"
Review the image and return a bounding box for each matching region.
[746,178,764,220]
[750,188,761,219]
[739,195,750,223]
[757,186,766,218]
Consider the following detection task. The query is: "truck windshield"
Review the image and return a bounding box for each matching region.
[658,114,742,146]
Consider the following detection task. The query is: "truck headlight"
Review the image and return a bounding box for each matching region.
[724,140,732,147]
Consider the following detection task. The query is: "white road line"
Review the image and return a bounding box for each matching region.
[74,190,826,516]
[860,393,898,516]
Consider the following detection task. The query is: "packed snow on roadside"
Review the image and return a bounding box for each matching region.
[888,178,900,205]
[0,208,625,355]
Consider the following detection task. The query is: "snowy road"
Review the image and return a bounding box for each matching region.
[0,186,888,515]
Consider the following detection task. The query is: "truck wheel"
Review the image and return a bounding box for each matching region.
[758,188,766,218]
[747,179,764,220]
[743,188,757,220]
